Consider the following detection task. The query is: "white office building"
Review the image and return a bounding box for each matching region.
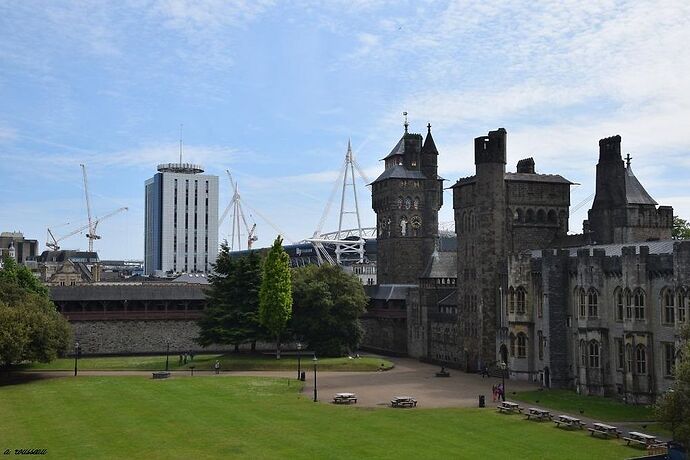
[144,163,219,275]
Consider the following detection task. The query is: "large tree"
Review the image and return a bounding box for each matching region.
[0,256,71,367]
[656,325,690,452]
[673,216,690,240]
[259,236,292,359]
[197,243,264,351]
[291,264,367,356]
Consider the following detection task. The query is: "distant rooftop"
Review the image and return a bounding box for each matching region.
[157,163,204,174]
[532,240,678,258]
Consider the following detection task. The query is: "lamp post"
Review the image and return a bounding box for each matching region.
[73,341,81,377]
[499,361,507,402]
[297,343,302,380]
[313,354,318,402]
[165,341,170,372]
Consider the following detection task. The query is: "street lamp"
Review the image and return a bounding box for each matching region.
[499,361,507,402]
[297,343,302,380]
[165,341,170,372]
[313,354,318,402]
[73,341,81,377]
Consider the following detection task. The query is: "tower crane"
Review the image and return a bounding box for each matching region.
[79,163,127,252]
[46,207,128,251]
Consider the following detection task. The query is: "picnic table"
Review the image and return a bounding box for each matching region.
[391,396,417,408]
[588,423,621,438]
[554,415,585,429]
[525,408,552,421]
[624,431,658,448]
[333,393,357,404]
[496,401,522,414]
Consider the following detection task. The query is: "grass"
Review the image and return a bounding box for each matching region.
[0,376,641,459]
[20,354,394,372]
[513,389,655,422]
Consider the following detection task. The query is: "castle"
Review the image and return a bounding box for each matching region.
[364,123,688,403]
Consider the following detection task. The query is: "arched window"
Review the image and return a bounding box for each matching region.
[516,287,526,314]
[580,339,587,366]
[413,196,420,210]
[626,343,633,372]
[678,289,687,324]
[404,196,412,210]
[517,333,527,358]
[547,210,557,224]
[634,289,646,320]
[538,331,544,360]
[625,288,633,319]
[536,209,546,223]
[526,209,535,223]
[510,333,516,357]
[469,211,475,231]
[663,288,675,324]
[509,287,515,313]
[636,344,647,374]
[578,289,586,317]
[515,208,523,223]
[615,288,624,321]
[588,289,598,317]
[397,196,403,209]
[588,340,600,368]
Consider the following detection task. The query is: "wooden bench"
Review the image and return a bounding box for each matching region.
[554,415,585,429]
[525,408,551,421]
[391,396,417,408]
[152,371,171,379]
[497,402,522,414]
[333,393,358,404]
[588,423,621,439]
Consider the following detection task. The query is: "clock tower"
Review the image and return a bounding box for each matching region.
[371,120,443,285]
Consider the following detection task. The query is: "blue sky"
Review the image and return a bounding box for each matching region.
[1,0,690,260]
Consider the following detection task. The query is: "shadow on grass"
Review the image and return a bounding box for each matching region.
[0,370,62,387]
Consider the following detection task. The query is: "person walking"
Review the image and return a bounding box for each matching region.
[214,360,221,375]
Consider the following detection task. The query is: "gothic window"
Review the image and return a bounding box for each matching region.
[588,289,598,318]
[547,210,557,224]
[404,196,412,210]
[508,287,515,313]
[663,288,675,324]
[677,289,687,324]
[400,216,408,236]
[664,343,675,377]
[538,331,544,360]
[517,333,527,358]
[580,339,587,366]
[537,293,543,318]
[578,289,586,317]
[526,209,535,223]
[636,344,647,374]
[626,344,633,373]
[515,208,523,223]
[634,289,646,320]
[470,212,475,231]
[625,288,633,319]
[516,287,526,314]
[615,338,624,370]
[537,209,546,223]
[588,340,600,368]
[509,333,516,357]
[397,196,403,209]
[413,197,420,210]
[615,288,624,321]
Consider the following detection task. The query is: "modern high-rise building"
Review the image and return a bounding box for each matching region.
[144,163,219,275]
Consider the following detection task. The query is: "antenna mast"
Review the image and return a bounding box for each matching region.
[179,123,183,165]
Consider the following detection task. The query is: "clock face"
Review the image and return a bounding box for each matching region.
[411,215,422,229]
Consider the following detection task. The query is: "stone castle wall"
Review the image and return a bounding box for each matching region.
[360,317,407,355]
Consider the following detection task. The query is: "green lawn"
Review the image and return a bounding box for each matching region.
[20,354,393,372]
[513,389,655,422]
[0,376,641,459]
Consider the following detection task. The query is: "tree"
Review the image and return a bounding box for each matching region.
[259,236,292,359]
[673,216,690,240]
[656,325,690,452]
[291,264,367,356]
[197,243,264,351]
[0,257,70,367]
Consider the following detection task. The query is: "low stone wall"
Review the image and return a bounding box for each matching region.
[70,320,273,355]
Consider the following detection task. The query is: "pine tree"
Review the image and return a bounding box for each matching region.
[259,236,292,359]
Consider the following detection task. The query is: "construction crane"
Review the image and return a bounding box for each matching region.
[46,207,128,251]
[79,163,128,252]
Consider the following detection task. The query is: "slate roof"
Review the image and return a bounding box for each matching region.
[451,172,574,188]
[531,239,677,258]
[366,284,416,301]
[625,166,658,205]
[382,136,406,160]
[370,164,427,185]
[49,282,206,301]
[422,250,457,279]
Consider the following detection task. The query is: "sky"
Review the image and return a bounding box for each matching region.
[1,0,690,260]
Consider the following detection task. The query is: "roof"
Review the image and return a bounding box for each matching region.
[366,284,416,301]
[531,239,676,258]
[49,283,206,302]
[451,172,574,188]
[381,133,423,161]
[625,166,658,205]
[370,164,427,185]
[172,273,210,284]
[422,250,457,278]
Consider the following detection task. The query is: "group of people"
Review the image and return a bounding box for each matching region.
[178,351,195,365]
[492,383,505,402]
